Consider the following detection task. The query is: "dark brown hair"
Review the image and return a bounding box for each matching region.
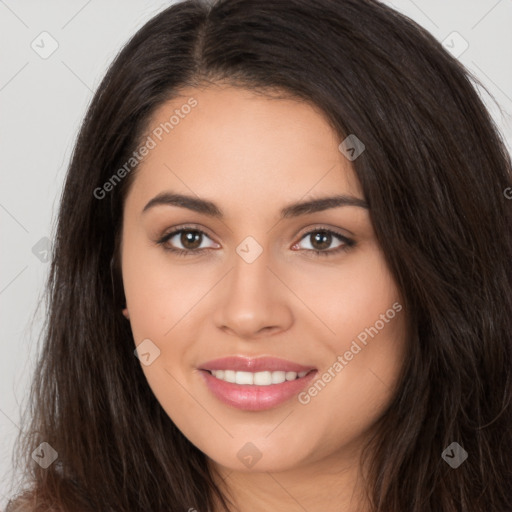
[8,0,512,510]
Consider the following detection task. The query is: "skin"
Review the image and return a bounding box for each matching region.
[120,84,407,512]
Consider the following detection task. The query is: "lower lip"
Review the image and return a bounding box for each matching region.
[199,369,318,411]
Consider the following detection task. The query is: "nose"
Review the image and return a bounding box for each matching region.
[212,245,294,340]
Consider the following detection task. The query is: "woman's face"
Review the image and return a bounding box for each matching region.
[120,84,407,474]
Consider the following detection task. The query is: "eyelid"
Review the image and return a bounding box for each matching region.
[157,223,217,243]
[157,224,351,243]
[295,224,353,241]
[156,223,355,256]
[291,225,355,252]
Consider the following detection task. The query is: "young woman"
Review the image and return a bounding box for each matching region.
[7,0,512,510]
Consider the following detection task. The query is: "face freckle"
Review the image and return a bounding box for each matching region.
[120,84,407,487]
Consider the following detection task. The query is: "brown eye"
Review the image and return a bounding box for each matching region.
[179,230,203,250]
[292,228,355,257]
[157,227,219,256]
[309,231,333,251]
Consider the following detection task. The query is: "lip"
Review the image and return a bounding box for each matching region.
[199,356,316,373]
[198,356,318,411]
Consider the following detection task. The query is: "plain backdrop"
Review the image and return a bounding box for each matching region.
[1,0,511,507]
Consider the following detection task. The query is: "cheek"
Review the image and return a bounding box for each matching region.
[292,259,406,456]
[290,243,401,342]
[121,233,204,340]
[337,254,406,389]
[121,239,202,412]
[292,245,406,405]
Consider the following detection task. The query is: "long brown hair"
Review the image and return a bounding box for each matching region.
[8,0,512,510]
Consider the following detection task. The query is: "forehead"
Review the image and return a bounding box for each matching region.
[128,85,363,210]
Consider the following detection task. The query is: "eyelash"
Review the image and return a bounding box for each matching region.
[156,224,356,258]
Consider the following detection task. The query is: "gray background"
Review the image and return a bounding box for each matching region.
[1,0,511,506]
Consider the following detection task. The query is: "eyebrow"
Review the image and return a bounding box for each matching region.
[142,192,369,218]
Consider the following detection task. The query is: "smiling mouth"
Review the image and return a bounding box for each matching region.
[199,367,318,411]
[198,355,318,410]
[203,369,315,386]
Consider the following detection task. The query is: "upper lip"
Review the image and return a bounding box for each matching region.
[199,356,316,373]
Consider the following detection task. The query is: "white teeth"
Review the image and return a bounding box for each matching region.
[235,371,254,385]
[224,370,236,383]
[209,369,310,385]
[285,371,297,381]
[253,371,271,385]
[271,371,286,384]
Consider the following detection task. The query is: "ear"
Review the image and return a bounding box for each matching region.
[122,307,130,320]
